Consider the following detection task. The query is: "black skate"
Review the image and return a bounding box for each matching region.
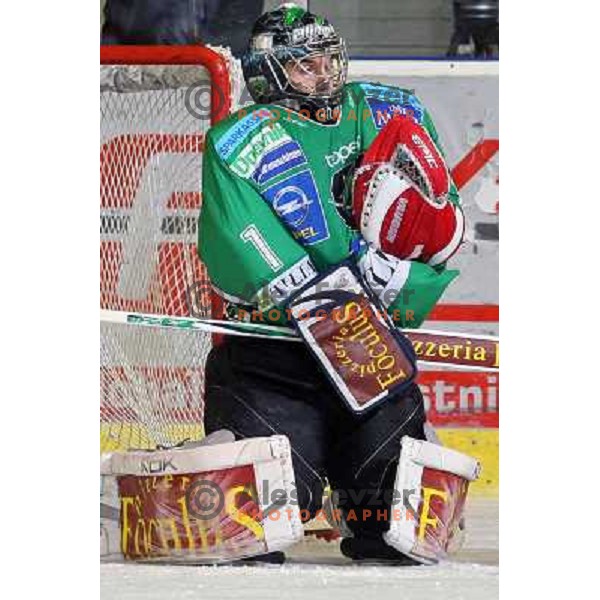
[340,536,421,566]
[237,551,286,565]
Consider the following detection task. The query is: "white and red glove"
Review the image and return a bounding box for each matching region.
[352,115,465,266]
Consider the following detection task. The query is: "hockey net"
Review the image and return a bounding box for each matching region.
[100,46,240,453]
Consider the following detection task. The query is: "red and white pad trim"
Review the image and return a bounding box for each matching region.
[358,165,413,244]
[357,166,465,266]
[352,114,465,266]
[427,203,465,266]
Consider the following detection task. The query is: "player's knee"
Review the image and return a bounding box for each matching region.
[391,384,427,438]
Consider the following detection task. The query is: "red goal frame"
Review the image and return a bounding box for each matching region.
[100,44,230,323]
[100,45,233,124]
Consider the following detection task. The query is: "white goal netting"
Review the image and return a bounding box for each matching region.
[100,46,240,452]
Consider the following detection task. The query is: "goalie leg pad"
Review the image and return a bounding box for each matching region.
[100,435,304,563]
[383,436,481,564]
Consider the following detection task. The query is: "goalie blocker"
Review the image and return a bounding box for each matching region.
[100,432,303,563]
[287,262,417,414]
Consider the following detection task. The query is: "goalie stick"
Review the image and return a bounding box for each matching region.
[100,309,499,372]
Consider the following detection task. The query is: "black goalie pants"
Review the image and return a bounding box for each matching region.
[203,335,426,541]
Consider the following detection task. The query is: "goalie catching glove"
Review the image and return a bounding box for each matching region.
[352,115,465,266]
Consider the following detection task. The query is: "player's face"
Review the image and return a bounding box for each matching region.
[285,51,345,97]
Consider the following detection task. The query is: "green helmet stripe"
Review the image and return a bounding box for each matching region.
[284,5,307,26]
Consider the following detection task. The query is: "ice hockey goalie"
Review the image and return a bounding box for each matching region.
[197,3,479,565]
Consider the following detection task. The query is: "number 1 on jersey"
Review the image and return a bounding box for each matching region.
[240,225,283,271]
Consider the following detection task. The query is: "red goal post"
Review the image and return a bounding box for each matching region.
[100,45,238,453]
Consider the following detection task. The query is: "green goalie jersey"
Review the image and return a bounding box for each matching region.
[198,81,461,328]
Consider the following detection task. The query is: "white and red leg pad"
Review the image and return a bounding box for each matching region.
[383,436,481,564]
[100,434,303,563]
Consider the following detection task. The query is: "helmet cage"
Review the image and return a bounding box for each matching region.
[267,41,347,103]
[244,33,348,113]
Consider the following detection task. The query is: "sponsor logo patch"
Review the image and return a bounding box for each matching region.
[291,23,335,44]
[216,111,272,160]
[253,141,307,185]
[367,98,424,130]
[325,140,360,168]
[359,83,413,101]
[263,170,329,245]
[230,124,290,178]
[386,197,409,243]
[253,256,318,310]
[411,133,438,167]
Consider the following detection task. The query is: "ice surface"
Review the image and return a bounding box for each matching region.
[101,498,498,600]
